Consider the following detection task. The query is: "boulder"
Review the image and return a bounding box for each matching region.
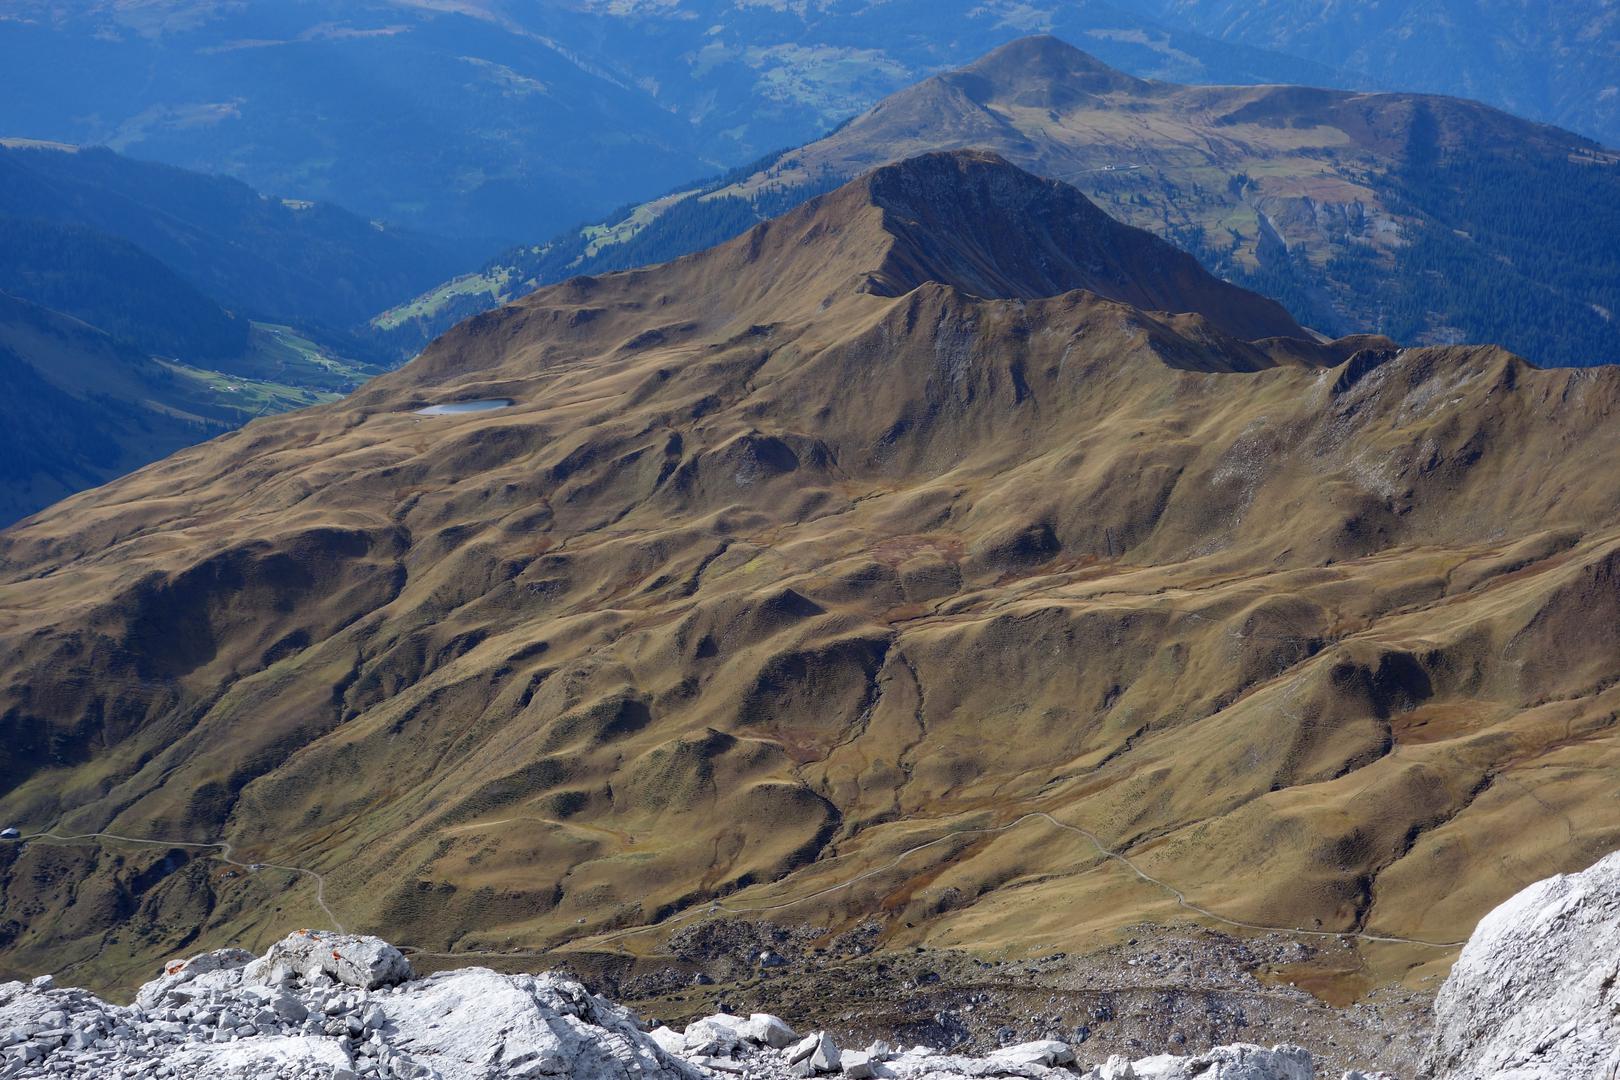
[992,1041,1076,1068]
[1088,1059,1138,1080]
[879,1044,1074,1078]
[378,967,703,1080]
[747,1012,799,1049]
[843,1050,876,1079]
[787,1033,822,1065]
[0,932,706,1079]
[1424,849,1620,1080]
[135,947,255,1010]
[1106,1044,1312,1080]
[683,1013,752,1056]
[808,1032,842,1074]
[244,930,413,990]
[649,1025,686,1056]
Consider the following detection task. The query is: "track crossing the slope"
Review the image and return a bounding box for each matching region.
[9,829,344,934]
[3,809,1465,969]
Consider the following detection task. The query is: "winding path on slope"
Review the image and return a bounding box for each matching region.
[4,810,1464,971]
[411,810,1468,959]
[10,829,345,934]
[571,810,1467,952]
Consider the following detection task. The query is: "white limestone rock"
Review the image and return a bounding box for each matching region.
[163,1034,356,1078]
[1088,1059,1138,1080]
[683,1013,752,1056]
[748,1012,799,1049]
[1116,1044,1313,1080]
[1424,848,1620,1080]
[649,1025,687,1056]
[22,867,1620,1080]
[0,934,708,1080]
[245,930,414,990]
[878,1045,1062,1079]
[786,1033,822,1065]
[0,958,1336,1080]
[808,1031,842,1073]
[134,946,255,1010]
[380,966,703,1080]
[991,1041,1076,1069]
[842,1049,876,1079]
[865,1040,894,1061]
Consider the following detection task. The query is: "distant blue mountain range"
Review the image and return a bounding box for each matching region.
[0,0,1346,242]
[1122,0,1619,148]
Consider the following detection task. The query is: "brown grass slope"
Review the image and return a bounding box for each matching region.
[1,152,1618,994]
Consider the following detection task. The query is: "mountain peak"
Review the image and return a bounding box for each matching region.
[831,150,1305,340]
[401,151,1307,391]
[951,35,1151,102]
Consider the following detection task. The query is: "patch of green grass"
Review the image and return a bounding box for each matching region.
[233,323,380,393]
[157,359,340,423]
[579,190,701,260]
[371,271,513,331]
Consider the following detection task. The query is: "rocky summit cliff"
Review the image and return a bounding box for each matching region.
[1,153,1618,1021]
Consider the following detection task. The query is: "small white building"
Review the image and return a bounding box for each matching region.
[0,827,19,840]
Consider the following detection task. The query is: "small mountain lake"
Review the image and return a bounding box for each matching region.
[413,398,515,416]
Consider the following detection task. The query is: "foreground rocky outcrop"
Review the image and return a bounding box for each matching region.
[1423,850,1620,1079]
[0,931,701,1080]
[0,930,1349,1080]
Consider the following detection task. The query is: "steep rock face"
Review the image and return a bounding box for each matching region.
[1424,850,1620,1079]
[855,151,1305,341]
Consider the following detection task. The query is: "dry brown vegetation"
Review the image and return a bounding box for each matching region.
[0,152,1616,997]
